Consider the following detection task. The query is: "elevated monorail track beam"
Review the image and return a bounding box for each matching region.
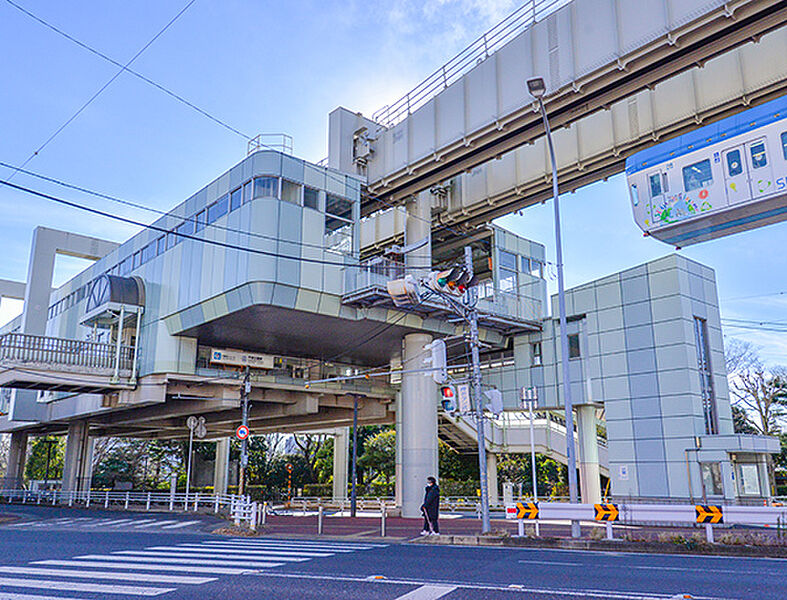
[363,0,787,219]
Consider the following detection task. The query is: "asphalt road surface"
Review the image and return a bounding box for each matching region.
[0,506,783,600]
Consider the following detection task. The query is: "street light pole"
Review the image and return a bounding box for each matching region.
[350,395,359,518]
[527,77,581,538]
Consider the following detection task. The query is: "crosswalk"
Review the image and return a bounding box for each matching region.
[0,538,384,598]
[3,516,203,531]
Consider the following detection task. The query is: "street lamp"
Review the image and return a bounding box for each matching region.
[527,77,581,539]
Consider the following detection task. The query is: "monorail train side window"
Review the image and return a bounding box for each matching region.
[682,159,713,192]
[726,149,743,176]
[648,173,662,198]
[781,132,787,159]
[750,141,767,169]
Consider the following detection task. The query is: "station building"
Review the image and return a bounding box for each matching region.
[0,147,778,512]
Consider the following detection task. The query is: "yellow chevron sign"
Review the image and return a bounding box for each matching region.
[516,501,539,520]
[695,505,723,524]
[594,503,620,521]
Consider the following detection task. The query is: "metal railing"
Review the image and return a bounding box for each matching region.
[476,290,541,324]
[343,256,404,295]
[372,0,573,127]
[288,496,397,513]
[0,332,134,372]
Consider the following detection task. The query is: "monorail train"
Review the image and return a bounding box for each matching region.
[626,95,787,247]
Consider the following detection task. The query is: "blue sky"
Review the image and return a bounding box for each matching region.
[0,0,785,364]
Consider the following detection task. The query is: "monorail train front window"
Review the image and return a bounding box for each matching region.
[648,173,662,198]
[781,132,787,159]
[750,141,767,169]
[726,149,743,176]
[682,159,713,192]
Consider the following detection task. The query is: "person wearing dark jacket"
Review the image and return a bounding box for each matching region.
[420,476,440,535]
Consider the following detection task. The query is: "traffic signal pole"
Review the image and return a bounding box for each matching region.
[465,246,491,534]
[239,367,250,497]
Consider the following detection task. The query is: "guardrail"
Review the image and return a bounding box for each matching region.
[506,500,787,543]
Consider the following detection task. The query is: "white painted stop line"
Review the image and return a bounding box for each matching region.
[394,585,457,600]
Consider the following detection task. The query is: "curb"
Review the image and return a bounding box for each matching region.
[410,534,787,558]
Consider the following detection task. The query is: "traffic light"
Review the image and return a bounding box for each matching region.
[425,266,469,297]
[424,339,448,384]
[386,274,419,307]
[484,388,504,415]
[440,384,456,412]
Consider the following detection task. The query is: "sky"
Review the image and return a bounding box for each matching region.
[0,0,785,365]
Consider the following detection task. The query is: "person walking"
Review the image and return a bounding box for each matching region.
[420,476,440,535]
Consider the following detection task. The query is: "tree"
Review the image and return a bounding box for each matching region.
[358,430,395,486]
[24,436,64,482]
[731,405,758,434]
[725,339,787,435]
[439,441,478,481]
[292,434,330,483]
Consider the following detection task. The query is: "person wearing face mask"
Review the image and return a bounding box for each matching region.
[420,476,440,535]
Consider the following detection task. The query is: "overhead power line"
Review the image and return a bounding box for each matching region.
[6,0,198,180]
[4,0,251,142]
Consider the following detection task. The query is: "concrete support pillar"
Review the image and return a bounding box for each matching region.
[332,427,349,501]
[213,438,230,496]
[576,406,602,504]
[61,421,92,492]
[401,333,437,518]
[394,390,403,508]
[486,452,499,506]
[3,431,29,488]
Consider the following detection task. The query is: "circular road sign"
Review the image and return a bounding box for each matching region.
[195,423,207,439]
[236,425,250,440]
[186,416,198,430]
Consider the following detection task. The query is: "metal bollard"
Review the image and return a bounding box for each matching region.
[86,490,91,508]
[146,492,151,511]
[124,492,129,510]
[606,521,613,541]
[183,493,189,512]
[261,502,267,525]
[52,490,57,506]
[214,495,220,513]
[105,491,109,508]
[68,491,74,507]
[194,493,199,512]
[36,491,41,505]
[250,502,258,531]
[705,523,714,544]
[169,494,174,512]
[381,506,386,537]
[318,506,324,535]
[517,520,524,537]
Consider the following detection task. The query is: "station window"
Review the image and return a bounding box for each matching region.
[243,180,253,203]
[141,242,156,264]
[749,141,768,169]
[325,194,354,253]
[281,180,301,204]
[119,256,132,275]
[531,342,542,366]
[132,251,142,269]
[521,256,531,272]
[682,159,713,192]
[176,219,194,240]
[477,279,494,300]
[207,195,229,224]
[782,132,787,160]
[166,231,176,250]
[253,176,279,199]
[568,334,581,359]
[648,173,662,198]
[726,149,743,176]
[529,259,543,279]
[230,187,242,211]
[156,236,166,255]
[195,210,206,232]
[499,250,517,292]
[303,186,319,210]
[701,463,723,496]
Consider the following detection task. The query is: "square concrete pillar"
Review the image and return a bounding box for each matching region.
[213,438,231,496]
[332,428,349,501]
[2,431,28,488]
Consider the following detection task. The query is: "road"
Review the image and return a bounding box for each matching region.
[0,505,783,600]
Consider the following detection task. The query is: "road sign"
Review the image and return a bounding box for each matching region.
[505,505,518,520]
[236,425,250,440]
[594,503,620,521]
[516,501,539,520]
[195,422,207,439]
[695,505,723,523]
[456,383,472,412]
[186,416,198,430]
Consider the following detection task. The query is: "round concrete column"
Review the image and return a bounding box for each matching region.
[400,332,437,518]
[576,405,602,504]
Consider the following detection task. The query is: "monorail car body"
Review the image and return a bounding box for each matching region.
[626,96,787,247]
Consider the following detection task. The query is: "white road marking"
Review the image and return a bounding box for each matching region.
[134,549,308,562]
[135,520,178,529]
[0,566,214,585]
[0,593,91,600]
[202,540,364,552]
[225,538,383,548]
[159,520,200,529]
[123,519,155,527]
[0,577,173,596]
[75,554,285,568]
[35,560,249,576]
[101,519,135,526]
[517,560,582,566]
[394,585,457,600]
[162,545,332,557]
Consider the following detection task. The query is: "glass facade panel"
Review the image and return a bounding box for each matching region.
[281,180,301,204]
[243,180,253,203]
[532,342,542,366]
[701,462,723,496]
[682,159,713,192]
[194,210,206,232]
[326,194,352,221]
[568,334,581,359]
[499,250,517,292]
[738,464,761,495]
[156,236,166,255]
[230,187,242,211]
[254,176,278,198]
[694,317,718,435]
[207,195,229,224]
[303,186,319,210]
[141,242,155,264]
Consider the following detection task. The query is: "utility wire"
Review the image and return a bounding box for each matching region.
[6,0,198,180]
[0,177,436,271]
[4,0,250,142]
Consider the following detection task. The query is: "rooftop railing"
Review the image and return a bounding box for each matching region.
[0,332,134,373]
[372,0,573,128]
